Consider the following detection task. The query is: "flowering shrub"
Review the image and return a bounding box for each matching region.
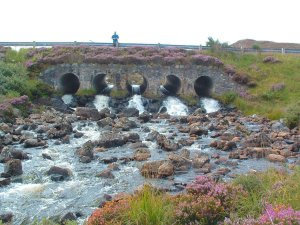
[26,46,224,67]
[88,196,130,225]
[258,204,300,225]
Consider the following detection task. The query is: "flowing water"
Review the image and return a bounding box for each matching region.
[128,95,145,114]
[61,95,73,105]
[201,98,220,113]
[131,85,141,95]
[161,96,189,116]
[93,95,110,111]
[0,99,284,224]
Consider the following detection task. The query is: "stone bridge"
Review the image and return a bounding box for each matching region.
[40,63,241,97]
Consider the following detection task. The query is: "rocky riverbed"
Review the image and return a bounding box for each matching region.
[0,97,299,224]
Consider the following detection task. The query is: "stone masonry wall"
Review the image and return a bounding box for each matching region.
[40,63,242,97]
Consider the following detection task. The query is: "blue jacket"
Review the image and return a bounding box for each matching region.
[112,34,119,42]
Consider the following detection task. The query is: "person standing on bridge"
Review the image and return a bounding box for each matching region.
[112,32,119,47]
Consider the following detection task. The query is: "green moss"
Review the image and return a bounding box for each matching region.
[110,89,128,98]
[76,89,96,96]
[180,95,198,106]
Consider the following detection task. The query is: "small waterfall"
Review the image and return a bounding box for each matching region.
[93,95,110,111]
[128,95,145,114]
[161,96,188,116]
[201,98,220,113]
[62,94,73,105]
[131,84,141,95]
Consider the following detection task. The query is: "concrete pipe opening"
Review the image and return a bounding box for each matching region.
[59,73,80,94]
[194,76,213,97]
[126,73,148,95]
[93,73,114,95]
[160,75,181,96]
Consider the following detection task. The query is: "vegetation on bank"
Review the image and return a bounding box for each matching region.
[85,167,300,225]
[0,45,299,127]
[209,51,300,128]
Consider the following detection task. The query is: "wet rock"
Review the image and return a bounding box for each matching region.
[216,167,231,175]
[289,142,300,152]
[196,163,212,174]
[129,142,148,149]
[243,132,271,148]
[122,108,139,117]
[97,132,140,148]
[42,153,52,160]
[101,157,118,164]
[193,156,210,168]
[61,135,70,144]
[138,112,151,123]
[134,148,151,161]
[4,159,23,176]
[210,140,236,151]
[193,108,206,115]
[0,177,11,187]
[75,107,102,120]
[146,130,159,141]
[267,154,287,163]
[47,166,71,180]
[168,152,191,172]
[107,163,120,171]
[60,212,77,224]
[114,117,137,131]
[158,161,174,177]
[3,134,13,145]
[156,134,179,151]
[189,123,208,136]
[76,141,94,163]
[177,126,190,133]
[97,117,113,128]
[0,146,29,163]
[74,132,84,138]
[140,160,165,178]
[0,123,11,133]
[24,138,46,148]
[47,122,73,139]
[0,213,13,223]
[96,169,115,179]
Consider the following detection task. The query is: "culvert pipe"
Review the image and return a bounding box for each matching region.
[93,73,113,95]
[126,76,148,95]
[160,75,181,96]
[194,76,213,97]
[59,73,80,94]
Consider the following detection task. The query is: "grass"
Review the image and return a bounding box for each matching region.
[233,167,300,218]
[207,51,300,127]
[76,89,97,96]
[125,185,174,225]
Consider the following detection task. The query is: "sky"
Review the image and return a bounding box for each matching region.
[1,0,299,45]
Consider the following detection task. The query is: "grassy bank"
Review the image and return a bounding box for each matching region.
[208,51,300,127]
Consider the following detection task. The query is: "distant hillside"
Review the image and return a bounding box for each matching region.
[231,39,300,49]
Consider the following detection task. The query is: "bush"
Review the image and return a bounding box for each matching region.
[219,91,237,105]
[285,102,300,129]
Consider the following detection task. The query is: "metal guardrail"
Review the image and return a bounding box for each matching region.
[1,42,300,54]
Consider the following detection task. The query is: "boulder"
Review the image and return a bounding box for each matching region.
[0,213,13,223]
[122,108,139,117]
[0,177,11,187]
[114,117,137,131]
[96,169,115,179]
[158,162,174,177]
[189,123,208,136]
[134,148,151,161]
[4,159,23,176]
[24,138,46,148]
[140,160,165,178]
[76,141,94,163]
[192,156,210,168]
[0,146,29,163]
[47,166,72,180]
[47,122,73,139]
[168,152,191,172]
[75,107,102,120]
[267,154,287,163]
[97,132,140,148]
[97,117,114,128]
[74,132,84,138]
[156,134,179,151]
[60,212,77,224]
[138,112,151,123]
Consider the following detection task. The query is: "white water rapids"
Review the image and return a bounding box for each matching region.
[162,96,189,116]
[61,94,73,105]
[93,95,110,111]
[128,95,145,114]
[201,98,220,113]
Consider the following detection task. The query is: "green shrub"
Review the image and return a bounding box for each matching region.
[233,167,300,218]
[5,48,28,63]
[126,185,174,225]
[285,102,300,129]
[219,91,237,105]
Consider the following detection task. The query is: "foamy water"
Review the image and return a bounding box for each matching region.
[93,95,110,111]
[162,96,188,116]
[128,95,145,114]
[201,98,220,113]
[62,94,73,105]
